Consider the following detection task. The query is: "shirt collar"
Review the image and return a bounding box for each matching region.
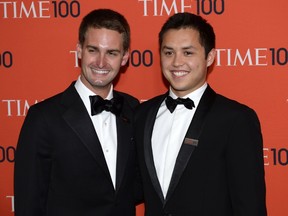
[74,76,114,115]
[168,82,208,108]
[75,76,113,98]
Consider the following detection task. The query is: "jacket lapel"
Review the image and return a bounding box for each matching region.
[60,83,111,180]
[114,92,134,192]
[144,94,168,203]
[165,86,217,202]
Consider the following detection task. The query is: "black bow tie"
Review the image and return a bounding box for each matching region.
[165,96,195,113]
[89,95,123,116]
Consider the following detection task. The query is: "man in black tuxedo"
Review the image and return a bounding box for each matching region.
[14,9,141,216]
[134,12,267,216]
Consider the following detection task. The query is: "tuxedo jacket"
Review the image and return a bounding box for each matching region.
[14,82,141,216]
[134,85,267,216]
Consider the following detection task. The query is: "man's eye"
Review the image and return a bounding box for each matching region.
[164,51,173,56]
[184,51,193,56]
[108,52,118,56]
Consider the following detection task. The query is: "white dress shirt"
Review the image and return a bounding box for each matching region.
[74,76,117,188]
[152,83,207,198]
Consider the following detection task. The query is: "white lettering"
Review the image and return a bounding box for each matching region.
[0,2,12,18]
[38,1,50,18]
[1,99,39,116]
[234,49,253,66]
[70,50,79,67]
[227,49,232,66]
[255,48,268,66]
[263,148,269,166]
[138,0,152,16]
[138,0,192,16]
[160,0,178,16]
[215,48,225,66]
[215,48,269,66]
[19,1,37,18]
[181,0,192,12]
[0,1,50,18]
[2,99,14,116]
[6,195,14,212]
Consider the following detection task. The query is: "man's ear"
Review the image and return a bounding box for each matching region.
[207,48,216,67]
[76,43,82,60]
[121,50,130,66]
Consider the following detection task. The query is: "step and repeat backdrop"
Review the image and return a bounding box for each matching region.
[0,0,287,215]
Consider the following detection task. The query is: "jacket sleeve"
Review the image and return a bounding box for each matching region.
[14,105,52,216]
[226,108,267,216]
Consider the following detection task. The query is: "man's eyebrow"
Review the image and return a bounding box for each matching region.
[86,45,121,53]
[162,45,196,50]
[182,45,196,50]
[86,45,98,50]
[162,45,173,50]
[107,49,121,53]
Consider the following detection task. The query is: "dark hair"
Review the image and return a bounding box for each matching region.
[159,12,215,57]
[78,9,130,52]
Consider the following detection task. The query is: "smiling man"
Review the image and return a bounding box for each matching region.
[14,9,142,216]
[134,12,267,216]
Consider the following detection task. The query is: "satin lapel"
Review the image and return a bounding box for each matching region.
[61,84,111,180]
[114,92,134,192]
[165,86,217,202]
[144,94,168,203]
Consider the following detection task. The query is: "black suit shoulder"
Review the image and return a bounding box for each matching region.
[215,93,251,109]
[30,92,64,110]
[114,90,140,110]
[26,84,76,116]
[135,94,165,116]
[213,93,259,121]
